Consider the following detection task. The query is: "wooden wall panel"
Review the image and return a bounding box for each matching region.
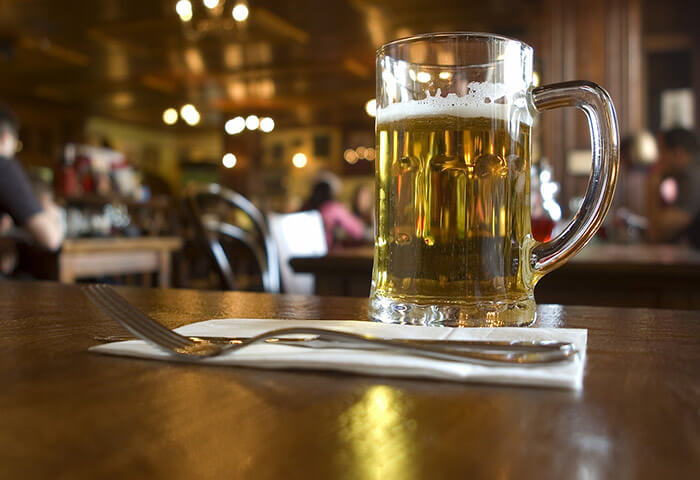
[531,0,643,213]
[10,101,85,172]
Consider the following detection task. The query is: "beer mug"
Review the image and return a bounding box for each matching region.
[370,33,618,326]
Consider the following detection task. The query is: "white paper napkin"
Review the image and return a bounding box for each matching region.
[90,318,587,390]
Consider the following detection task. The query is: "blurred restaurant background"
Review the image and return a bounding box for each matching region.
[0,0,698,307]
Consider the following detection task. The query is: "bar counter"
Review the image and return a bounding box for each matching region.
[290,243,700,309]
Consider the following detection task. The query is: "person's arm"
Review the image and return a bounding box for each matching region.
[0,214,18,275]
[0,159,64,251]
[0,214,12,235]
[329,202,367,241]
[24,203,64,252]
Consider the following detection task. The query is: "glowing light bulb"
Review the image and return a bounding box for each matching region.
[344,149,358,164]
[232,3,249,21]
[365,99,376,117]
[180,104,195,118]
[245,115,259,130]
[225,116,246,134]
[292,152,307,168]
[222,153,237,168]
[180,104,200,126]
[343,148,357,165]
[186,110,200,125]
[259,117,275,132]
[416,71,431,83]
[203,0,219,8]
[176,0,193,21]
[162,108,178,125]
[438,71,452,80]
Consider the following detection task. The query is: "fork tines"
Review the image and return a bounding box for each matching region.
[84,284,194,350]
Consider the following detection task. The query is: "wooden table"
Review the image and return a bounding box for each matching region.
[0,281,697,478]
[290,244,700,309]
[58,237,183,287]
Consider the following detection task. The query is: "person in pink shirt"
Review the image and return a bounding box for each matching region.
[301,180,367,248]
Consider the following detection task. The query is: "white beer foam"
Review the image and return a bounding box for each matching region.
[377,83,532,126]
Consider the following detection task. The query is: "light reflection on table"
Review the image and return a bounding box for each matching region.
[338,385,417,479]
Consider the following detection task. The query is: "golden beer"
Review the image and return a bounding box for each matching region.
[370,114,536,326]
[371,33,619,326]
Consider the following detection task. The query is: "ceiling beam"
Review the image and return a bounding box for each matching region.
[18,35,89,66]
[251,7,310,44]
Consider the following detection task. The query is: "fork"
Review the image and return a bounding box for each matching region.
[83,284,578,366]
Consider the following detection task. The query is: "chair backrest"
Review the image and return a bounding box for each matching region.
[185,184,280,293]
[268,211,327,295]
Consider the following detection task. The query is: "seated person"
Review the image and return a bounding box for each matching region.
[0,105,64,256]
[646,128,700,244]
[352,183,375,228]
[301,177,368,248]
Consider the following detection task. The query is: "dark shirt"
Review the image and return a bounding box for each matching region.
[0,156,42,225]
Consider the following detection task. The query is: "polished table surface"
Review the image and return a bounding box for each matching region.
[290,243,700,309]
[1,281,698,478]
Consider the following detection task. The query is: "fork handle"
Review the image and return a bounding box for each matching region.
[95,334,570,353]
[222,327,578,366]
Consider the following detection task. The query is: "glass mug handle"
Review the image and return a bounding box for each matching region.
[528,81,619,278]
